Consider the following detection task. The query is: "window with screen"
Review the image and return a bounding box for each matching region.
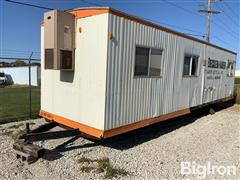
[183,55,199,77]
[134,46,163,77]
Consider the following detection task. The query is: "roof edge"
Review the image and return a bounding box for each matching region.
[65,7,237,55]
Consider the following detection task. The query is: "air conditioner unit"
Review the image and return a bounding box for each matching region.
[44,10,75,71]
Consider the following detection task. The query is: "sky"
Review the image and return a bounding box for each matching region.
[0,0,239,69]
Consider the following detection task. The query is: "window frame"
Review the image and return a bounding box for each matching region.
[182,53,200,78]
[133,46,150,77]
[134,45,163,78]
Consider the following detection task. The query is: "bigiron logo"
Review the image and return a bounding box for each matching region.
[180,161,237,179]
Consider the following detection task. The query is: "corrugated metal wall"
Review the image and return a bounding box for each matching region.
[104,14,236,130]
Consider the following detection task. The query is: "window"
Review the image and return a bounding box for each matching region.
[191,56,198,76]
[227,61,234,77]
[134,46,162,77]
[134,47,149,76]
[149,49,162,76]
[183,55,199,76]
[183,56,191,76]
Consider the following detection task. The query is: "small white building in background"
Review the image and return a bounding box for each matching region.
[0,66,41,86]
[235,70,240,77]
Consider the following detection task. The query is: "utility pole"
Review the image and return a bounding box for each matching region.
[198,0,221,43]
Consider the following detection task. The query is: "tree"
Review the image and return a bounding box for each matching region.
[13,60,27,67]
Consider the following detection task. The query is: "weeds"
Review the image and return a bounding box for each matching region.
[0,129,26,139]
[78,156,130,179]
[80,166,95,173]
[1,130,14,137]
[105,166,129,179]
[78,157,94,164]
[7,123,24,129]
[95,158,109,173]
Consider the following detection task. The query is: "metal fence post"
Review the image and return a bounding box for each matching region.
[29,52,33,118]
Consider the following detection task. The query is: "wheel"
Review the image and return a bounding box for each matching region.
[209,107,215,115]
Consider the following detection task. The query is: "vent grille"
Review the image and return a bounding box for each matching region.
[45,49,54,69]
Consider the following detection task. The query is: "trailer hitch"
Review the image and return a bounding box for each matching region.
[13,122,81,164]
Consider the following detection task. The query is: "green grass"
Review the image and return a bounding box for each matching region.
[78,156,130,179]
[235,78,240,84]
[0,86,40,124]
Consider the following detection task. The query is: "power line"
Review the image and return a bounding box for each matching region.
[198,0,222,42]
[214,2,239,27]
[212,15,238,36]
[79,0,236,49]
[4,0,54,10]
[163,0,238,39]
[211,17,238,38]
[4,0,237,51]
[212,35,237,49]
[143,17,204,34]
[198,1,239,39]
[78,0,103,7]
[222,0,239,18]
[78,0,206,35]
[162,0,204,18]
[3,0,206,49]
[77,0,207,37]
[83,0,237,51]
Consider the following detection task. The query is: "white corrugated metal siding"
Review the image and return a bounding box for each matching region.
[104,13,236,130]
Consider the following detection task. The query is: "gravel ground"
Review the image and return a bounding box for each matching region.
[0,104,239,180]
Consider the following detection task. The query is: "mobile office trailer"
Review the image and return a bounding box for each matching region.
[40,7,237,139]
